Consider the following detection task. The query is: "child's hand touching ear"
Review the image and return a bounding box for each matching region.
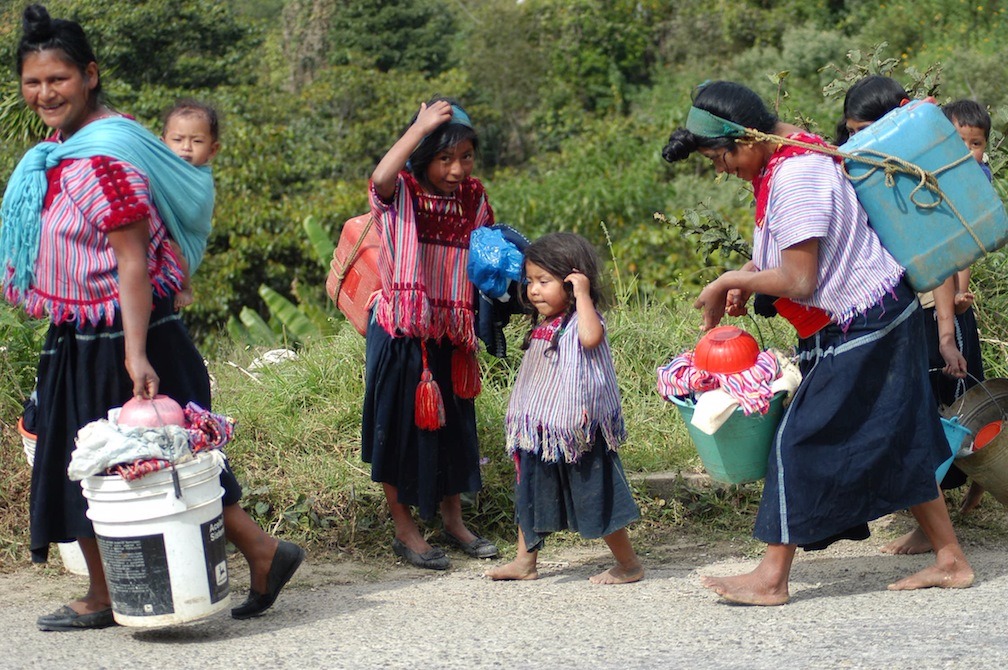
[566,271,592,304]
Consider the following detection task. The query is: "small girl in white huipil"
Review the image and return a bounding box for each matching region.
[486,232,643,584]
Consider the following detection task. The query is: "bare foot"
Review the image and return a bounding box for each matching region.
[589,564,644,584]
[174,287,194,310]
[887,559,975,591]
[881,527,933,555]
[700,572,790,606]
[485,560,538,581]
[959,482,984,515]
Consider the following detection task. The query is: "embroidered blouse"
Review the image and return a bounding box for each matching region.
[24,155,183,325]
[505,313,626,463]
[369,171,494,348]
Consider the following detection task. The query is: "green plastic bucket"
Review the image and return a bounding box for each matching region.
[670,392,786,484]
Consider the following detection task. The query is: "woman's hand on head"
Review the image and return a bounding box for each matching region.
[414,100,453,135]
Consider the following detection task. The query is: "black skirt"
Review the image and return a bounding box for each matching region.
[754,282,947,547]
[362,314,482,521]
[29,296,239,563]
[513,433,640,551]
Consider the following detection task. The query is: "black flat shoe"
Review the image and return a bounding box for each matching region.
[231,540,305,620]
[37,605,116,632]
[392,538,450,570]
[441,531,499,559]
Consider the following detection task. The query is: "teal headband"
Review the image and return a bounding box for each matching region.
[685,106,748,139]
[450,104,472,128]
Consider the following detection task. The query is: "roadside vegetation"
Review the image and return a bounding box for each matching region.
[2,0,1008,568]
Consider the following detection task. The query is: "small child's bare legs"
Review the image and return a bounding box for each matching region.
[590,528,644,584]
[485,527,539,580]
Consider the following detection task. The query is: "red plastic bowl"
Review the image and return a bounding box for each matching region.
[118,394,186,428]
[693,326,761,374]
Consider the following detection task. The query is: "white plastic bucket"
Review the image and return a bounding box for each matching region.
[20,418,90,577]
[81,453,230,627]
[17,416,35,467]
[56,541,90,576]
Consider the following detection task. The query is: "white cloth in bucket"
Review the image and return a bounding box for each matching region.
[69,419,191,481]
[690,390,740,435]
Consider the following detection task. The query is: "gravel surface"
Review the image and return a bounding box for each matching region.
[2,518,1007,670]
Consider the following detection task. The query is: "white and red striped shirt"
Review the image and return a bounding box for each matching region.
[25,156,183,325]
[753,153,904,325]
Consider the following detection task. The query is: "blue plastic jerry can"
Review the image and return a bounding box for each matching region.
[841,100,1008,292]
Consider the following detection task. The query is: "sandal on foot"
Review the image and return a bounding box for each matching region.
[37,605,116,632]
[232,540,305,620]
[441,531,499,559]
[392,538,450,570]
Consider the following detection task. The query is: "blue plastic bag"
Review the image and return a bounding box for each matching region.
[468,226,524,299]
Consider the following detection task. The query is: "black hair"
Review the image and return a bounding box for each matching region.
[842,75,907,124]
[16,4,101,98]
[662,81,777,163]
[834,116,850,145]
[943,99,991,139]
[162,98,221,141]
[519,232,608,352]
[408,96,479,180]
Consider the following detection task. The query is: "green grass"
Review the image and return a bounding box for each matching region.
[3,262,1008,570]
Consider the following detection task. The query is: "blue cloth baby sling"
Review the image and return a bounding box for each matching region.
[1,116,214,298]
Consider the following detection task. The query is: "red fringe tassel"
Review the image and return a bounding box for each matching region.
[415,342,446,430]
[451,348,481,399]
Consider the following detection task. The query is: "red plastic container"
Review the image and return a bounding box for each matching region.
[693,326,761,374]
[326,214,382,335]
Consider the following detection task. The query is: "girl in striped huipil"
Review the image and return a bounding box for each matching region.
[486,233,643,584]
[662,80,972,606]
[365,97,498,570]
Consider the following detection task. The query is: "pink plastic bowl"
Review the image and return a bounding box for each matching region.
[118,394,186,428]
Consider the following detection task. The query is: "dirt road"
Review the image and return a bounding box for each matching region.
[2,515,1006,670]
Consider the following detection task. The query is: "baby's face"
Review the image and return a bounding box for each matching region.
[163,113,219,166]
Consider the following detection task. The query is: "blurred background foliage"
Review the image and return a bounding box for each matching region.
[3,0,1008,561]
[1,0,1008,363]
[0,0,1003,346]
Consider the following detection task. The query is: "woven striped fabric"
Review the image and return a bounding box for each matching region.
[657,349,780,415]
[656,351,719,398]
[370,172,494,349]
[753,153,904,326]
[505,314,626,463]
[19,156,183,326]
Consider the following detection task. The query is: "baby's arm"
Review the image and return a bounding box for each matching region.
[371,100,454,200]
[567,272,603,349]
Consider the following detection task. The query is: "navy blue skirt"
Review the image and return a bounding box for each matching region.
[362,314,482,521]
[30,296,240,563]
[754,282,946,547]
[513,434,640,551]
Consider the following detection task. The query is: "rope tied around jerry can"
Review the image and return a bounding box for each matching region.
[741,128,989,255]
